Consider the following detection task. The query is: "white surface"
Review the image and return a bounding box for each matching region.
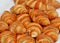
[0,0,60,43]
[0,0,14,16]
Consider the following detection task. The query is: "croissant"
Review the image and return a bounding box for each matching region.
[26,23,42,37]
[0,31,16,43]
[46,10,58,20]
[36,34,54,43]
[26,0,60,10]
[43,26,59,41]
[17,14,31,27]
[40,0,60,9]
[17,34,35,43]
[10,21,26,34]
[13,0,29,5]
[29,9,50,26]
[10,5,28,14]
[51,17,60,30]
[1,11,16,25]
[0,21,8,32]
[29,9,46,19]
[47,0,60,8]
[26,0,46,10]
[46,4,56,11]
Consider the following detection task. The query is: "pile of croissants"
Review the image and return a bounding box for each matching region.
[0,0,60,43]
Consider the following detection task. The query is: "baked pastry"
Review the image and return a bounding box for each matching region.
[46,10,58,20]
[17,14,31,27]
[14,0,28,5]
[26,0,60,10]
[17,34,35,43]
[41,0,60,9]
[1,11,16,25]
[10,21,26,34]
[14,0,25,4]
[0,31,16,43]
[0,21,8,32]
[36,34,54,43]
[47,0,60,8]
[13,0,29,5]
[29,9,46,18]
[26,0,46,10]
[51,17,60,31]
[46,4,56,11]
[10,5,28,14]
[0,0,60,43]
[26,23,42,37]
[29,9,50,26]
[43,26,59,41]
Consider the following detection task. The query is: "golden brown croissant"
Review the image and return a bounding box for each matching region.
[47,0,60,8]
[10,5,28,14]
[29,9,46,18]
[0,31,16,43]
[26,23,42,37]
[13,0,29,5]
[10,21,26,34]
[26,0,46,10]
[29,9,50,26]
[43,26,59,41]
[40,0,60,9]
[0,21,8,32]
[1,11,16,25]
[36,34,54,43]
[17,34,35,43]
[17,14,31,27]
[51,17,60,31]
[26,0,60,10]
[46,4,56,11]
[46,10,58,20]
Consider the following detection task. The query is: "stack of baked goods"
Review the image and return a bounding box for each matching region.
[0,0,60,43]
